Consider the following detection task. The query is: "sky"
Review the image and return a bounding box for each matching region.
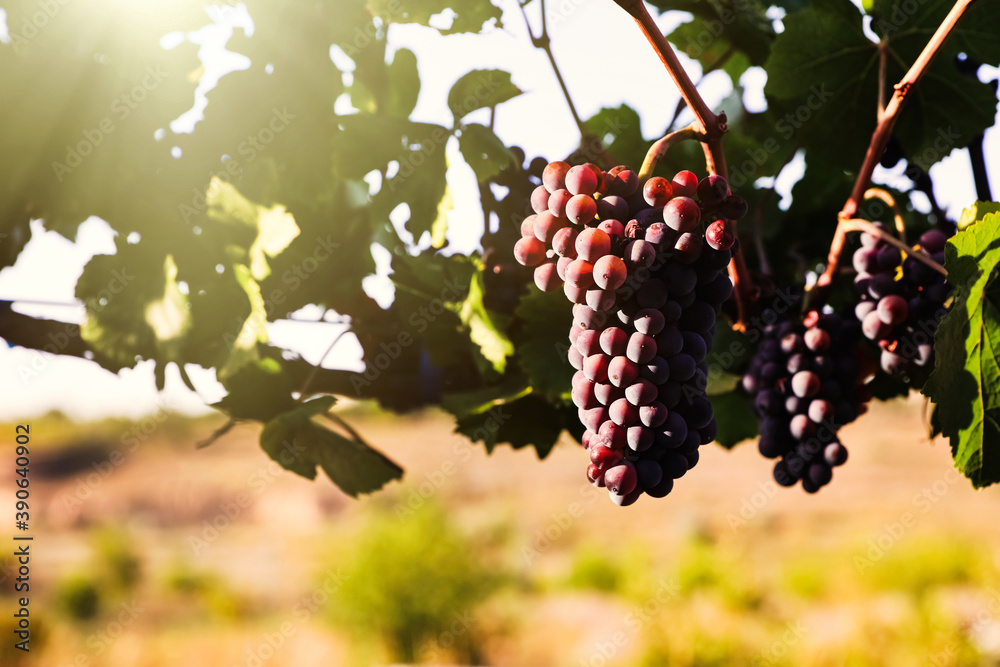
[0,0,997,420]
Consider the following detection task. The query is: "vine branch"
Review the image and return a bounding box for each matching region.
[840,0,976,221]
[519,0,588,142]
[639,124,703,179]
[610,0,755,328]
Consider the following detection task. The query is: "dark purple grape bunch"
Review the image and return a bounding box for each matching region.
[852,227,951,376]
[513,160,748,505]
[742,311,874,493]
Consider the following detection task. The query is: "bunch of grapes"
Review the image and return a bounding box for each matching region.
[742,311,873,493]
[852,227,951,376]
[513,160,747,505]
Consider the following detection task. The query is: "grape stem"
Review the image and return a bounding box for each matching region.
[752,188,774,277]
[638,124,702,179]
[519,0,596,154]
[610,0,755,329]
[864,187,907,243]
[840,0,976,221]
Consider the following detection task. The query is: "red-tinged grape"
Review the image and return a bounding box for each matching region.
[861,310,890,340]
[572,378,599,409]
[791,370,821,398]
[530,186,550,214]
[600,327,629,356]
[607,167,639,197]
[568,345,584,371]
[608,356,639,388]
[663,196,701,232]
[552,226,579,258]
[705,219,735,251]
[673,232,703,263]
[626,425,653,452]
[880,349,907,374]
[556,255,573,280]
[520,215,536,237]
[671,170,698,198]
[564,282,588,304]
[542,160,570,192]
[566,259,596,289]
[624,220,643,238]
[633,308,665,335]
[789,414,815,440]
[877,294,908,326]
[533,210,564,243]
[587,464,605,487]
[513,236,546,266]
[586,288,616,312]
[533,261,562,291]
[597,219,625,237]
[719,195,748,219]
[573,303,606,329]
[566,194,597,225]
[625,239,657,270]
[598,420,628,449]
[548,188,573,217]
[581,430,594,449]
[697,174,730,207]
[593,255,627,291]
[590,443,623,470]
[566,164,599,196]
[575,228,612,263]
[643,176,673,207]
[579,406,608,432]
[807,399,835,424]
[644,222,675,246]
[640,357,671,385]
[639,402,669,428]
[596,196,629,222]
[584,353,611,383]
[609,488,642,506]
[627,332,657,364]
[595,382,625,407]
[803,327,831,352]
[625,378,658,406]
[576,329,602,357]
[609,398,639,426]
[824,442,848,466]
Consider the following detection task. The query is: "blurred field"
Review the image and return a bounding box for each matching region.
[3,395,1000,667]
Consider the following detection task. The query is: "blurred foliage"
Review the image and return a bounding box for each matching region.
[54,574,102,621]
[325,503,504,663]
[0,0,998,493]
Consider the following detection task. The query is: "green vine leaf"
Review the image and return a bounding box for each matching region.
[923,204,1000,488]
[260,396,403,496]
[764,0,999,170]
[452,270,514,373]
[514,287,574,402]
[458,123,516,182]
[447,69,522,123]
